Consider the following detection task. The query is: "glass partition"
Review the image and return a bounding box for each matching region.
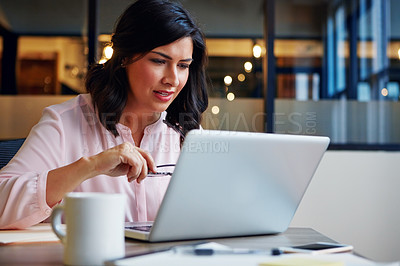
[272,0,400,148]
[201,38,265,132]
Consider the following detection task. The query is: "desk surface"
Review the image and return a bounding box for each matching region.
[0,227,334,265]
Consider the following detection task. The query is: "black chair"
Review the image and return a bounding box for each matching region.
[0,139,25,169]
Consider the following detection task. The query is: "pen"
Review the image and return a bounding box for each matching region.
[187,248,270,256]
[271,248,284,256]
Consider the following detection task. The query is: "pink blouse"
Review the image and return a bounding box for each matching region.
[0,94,181,229]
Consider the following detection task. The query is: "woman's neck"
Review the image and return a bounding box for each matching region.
[120,109,161,146]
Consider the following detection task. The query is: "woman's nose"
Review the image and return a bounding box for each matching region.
[162,67,179,87]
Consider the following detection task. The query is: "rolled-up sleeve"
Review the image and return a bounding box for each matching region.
[0,107,65,229]
[0,171,52,229]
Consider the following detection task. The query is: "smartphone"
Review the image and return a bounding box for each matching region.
[276,242,353,255]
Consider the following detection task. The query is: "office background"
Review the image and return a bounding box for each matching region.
[0,0,399,262]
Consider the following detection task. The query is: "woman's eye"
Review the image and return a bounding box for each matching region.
[151,59,165,65]
[178,63,190,69]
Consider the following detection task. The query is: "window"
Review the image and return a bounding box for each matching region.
[271,0,400,149]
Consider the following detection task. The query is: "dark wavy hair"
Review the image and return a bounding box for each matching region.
[85,0,208,143]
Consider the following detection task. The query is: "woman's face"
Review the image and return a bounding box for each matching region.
[125,37,193,114]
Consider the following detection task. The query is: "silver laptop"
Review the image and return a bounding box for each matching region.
[125,129,330,242]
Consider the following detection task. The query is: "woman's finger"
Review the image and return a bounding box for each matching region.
[125,152,145,182]
[136,147,156,173]
[135,155,149,183]
[94,142,155,182]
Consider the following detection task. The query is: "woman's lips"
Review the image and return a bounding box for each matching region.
[153,90,174,102]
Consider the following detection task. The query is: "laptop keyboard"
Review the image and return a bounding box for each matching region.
[126,225,152,232]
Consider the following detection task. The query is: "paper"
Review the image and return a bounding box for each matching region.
[106,242,390,266]
[260,257,344,266]
[0,223,61,245]
[107,253,390,266]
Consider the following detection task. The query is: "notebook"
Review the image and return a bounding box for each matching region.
[125,129,330,242]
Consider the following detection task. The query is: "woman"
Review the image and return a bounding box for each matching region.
[0,0,208,229]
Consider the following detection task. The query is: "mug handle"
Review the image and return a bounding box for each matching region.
[50,205,66,244]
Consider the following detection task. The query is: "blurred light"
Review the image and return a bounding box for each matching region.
[381,88,388,97]
[398,48,400,60]
[71,66,79,76]
[98,34,112,42]
[224,75,233,86]
[227,92,235,101]
[99,58,107,64]
[44,76,52,84]
[237,74,245,82]
[253,44,262,58]
[104,46,113,59]
[244,62,252,73]
[211,106,220,115]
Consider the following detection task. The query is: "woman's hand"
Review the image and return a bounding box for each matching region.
[46,142,155,207]
[92,142,156,183]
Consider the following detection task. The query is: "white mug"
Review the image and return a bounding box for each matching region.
[51,192,126,265]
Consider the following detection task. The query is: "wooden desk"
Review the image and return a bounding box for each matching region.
[0,227,334,265]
